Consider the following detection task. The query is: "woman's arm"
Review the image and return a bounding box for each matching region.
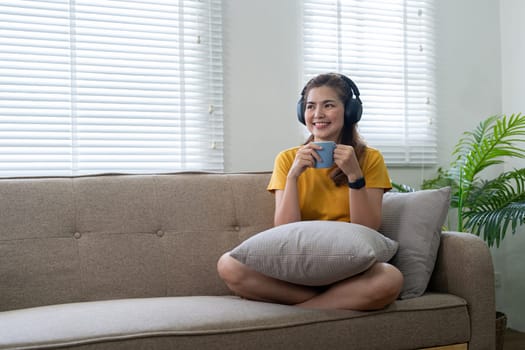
[333,145,384,230]
[348,187,384,230]
[273,186,301,226]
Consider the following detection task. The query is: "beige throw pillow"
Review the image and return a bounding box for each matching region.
[380,187,451,299]
[230,220,399,286]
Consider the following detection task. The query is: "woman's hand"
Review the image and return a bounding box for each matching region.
[287,143,323,180]
[333,144,363,181]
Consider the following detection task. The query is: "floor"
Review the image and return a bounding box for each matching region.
[503,329,525,350]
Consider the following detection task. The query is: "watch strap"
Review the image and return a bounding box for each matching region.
[348,177,366,189]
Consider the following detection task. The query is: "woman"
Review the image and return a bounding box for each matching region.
[217,73,403,310]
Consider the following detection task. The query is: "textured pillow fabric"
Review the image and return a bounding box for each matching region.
[230,220,398,286]
[380,187,451,299]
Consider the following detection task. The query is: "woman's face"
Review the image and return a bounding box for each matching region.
[304,85,345,142]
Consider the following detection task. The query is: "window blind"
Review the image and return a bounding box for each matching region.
[303,0,436,166]
[0,0,223,177]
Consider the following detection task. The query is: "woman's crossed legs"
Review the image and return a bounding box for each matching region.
[217,253,403,311]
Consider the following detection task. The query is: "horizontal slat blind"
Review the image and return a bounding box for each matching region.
[0,0,223,177]
[303,0,436,166]
[0,0,72,176]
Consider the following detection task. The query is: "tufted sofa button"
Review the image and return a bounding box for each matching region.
[156,230,164,237]
[234,226,240,232]
[73,232,82,239]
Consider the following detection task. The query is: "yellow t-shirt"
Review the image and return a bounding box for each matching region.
[267,146,391,222]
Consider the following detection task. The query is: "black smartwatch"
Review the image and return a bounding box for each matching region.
[348,177,366,189]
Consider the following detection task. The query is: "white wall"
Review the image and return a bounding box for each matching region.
[222,0,304,172]
[222,0,525,330]
[495,0,525,331]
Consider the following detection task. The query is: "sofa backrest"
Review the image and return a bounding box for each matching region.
[0,173,275,311]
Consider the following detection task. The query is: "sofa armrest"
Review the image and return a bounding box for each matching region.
[428,231,496,350]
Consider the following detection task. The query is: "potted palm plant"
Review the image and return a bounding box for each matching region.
[394,113,525,246]
[393,113,525,350]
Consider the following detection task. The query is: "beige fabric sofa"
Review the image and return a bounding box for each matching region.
[0,172,495,350]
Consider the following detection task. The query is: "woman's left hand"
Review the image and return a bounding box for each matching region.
[333,144,363,181]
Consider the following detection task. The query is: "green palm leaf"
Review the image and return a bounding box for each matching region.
[452,114,525,185]
[391,182,416,192]
[463,169,525,247]
[464,201,525,247]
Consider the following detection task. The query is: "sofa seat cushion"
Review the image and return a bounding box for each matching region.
[0,294,469,350]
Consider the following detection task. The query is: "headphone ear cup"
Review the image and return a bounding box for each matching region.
[339,74,362,125]
[346,98,362,124]
[297,97,306,125]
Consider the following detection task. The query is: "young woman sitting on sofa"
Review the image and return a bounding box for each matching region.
[217,73,403,310]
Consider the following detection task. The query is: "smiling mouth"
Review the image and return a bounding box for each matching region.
[313,121,330,127]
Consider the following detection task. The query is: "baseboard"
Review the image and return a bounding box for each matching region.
[420,343,468,350]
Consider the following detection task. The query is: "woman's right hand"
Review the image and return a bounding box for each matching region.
[287,143,322,179]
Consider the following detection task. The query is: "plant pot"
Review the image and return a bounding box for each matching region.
[496,311,507,350]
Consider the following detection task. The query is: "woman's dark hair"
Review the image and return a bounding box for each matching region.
[301,73,367,186]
